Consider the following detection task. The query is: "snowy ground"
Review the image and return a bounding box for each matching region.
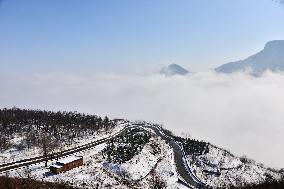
[1,143,120,189]
[188,144,283,188]
[0,121,127,165]
[103,134,187,189]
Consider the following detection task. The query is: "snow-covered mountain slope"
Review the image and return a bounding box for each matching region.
[188,144,283,188]
[160,64,190,76]
[1,123,187,189]
[1,108,283,189]
[215,40,284,74]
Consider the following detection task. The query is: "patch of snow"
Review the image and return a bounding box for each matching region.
[121,142,159,180]
[50,163,63,169]
[57,156,82,165]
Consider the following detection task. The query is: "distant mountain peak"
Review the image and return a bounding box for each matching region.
[215,40,284,74]
[263,40,284,53]
[160,64,190,76]
[264,40,284,49]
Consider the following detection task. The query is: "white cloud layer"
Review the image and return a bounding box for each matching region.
[1,71,284,168]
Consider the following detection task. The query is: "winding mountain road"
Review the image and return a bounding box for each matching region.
[0,122,207,189]
[139,124,207,189]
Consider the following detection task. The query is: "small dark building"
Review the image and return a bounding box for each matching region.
[50,156,83,174]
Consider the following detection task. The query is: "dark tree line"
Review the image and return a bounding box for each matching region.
[160,127,209,156]
[0,108,116,157]
[175,136,209,156]
[102,128,152,163]
[0,176,78,189]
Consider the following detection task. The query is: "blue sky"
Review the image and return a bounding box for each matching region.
[1,0,284,74]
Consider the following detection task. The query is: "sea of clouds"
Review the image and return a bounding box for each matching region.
[1,71,284,168]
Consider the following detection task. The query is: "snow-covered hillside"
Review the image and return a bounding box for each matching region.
[0,121,126,165]
[188,144,283,188]
[1,123,187,189]
[0,109,283,189]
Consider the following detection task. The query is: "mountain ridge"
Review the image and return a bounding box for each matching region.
[215,40,284,74]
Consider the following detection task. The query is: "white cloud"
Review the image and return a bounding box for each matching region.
[1,71,284,168]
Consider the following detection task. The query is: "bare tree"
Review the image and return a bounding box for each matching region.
[25,129,37,149]
[39,133,58,167]
[0,135,10,152]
